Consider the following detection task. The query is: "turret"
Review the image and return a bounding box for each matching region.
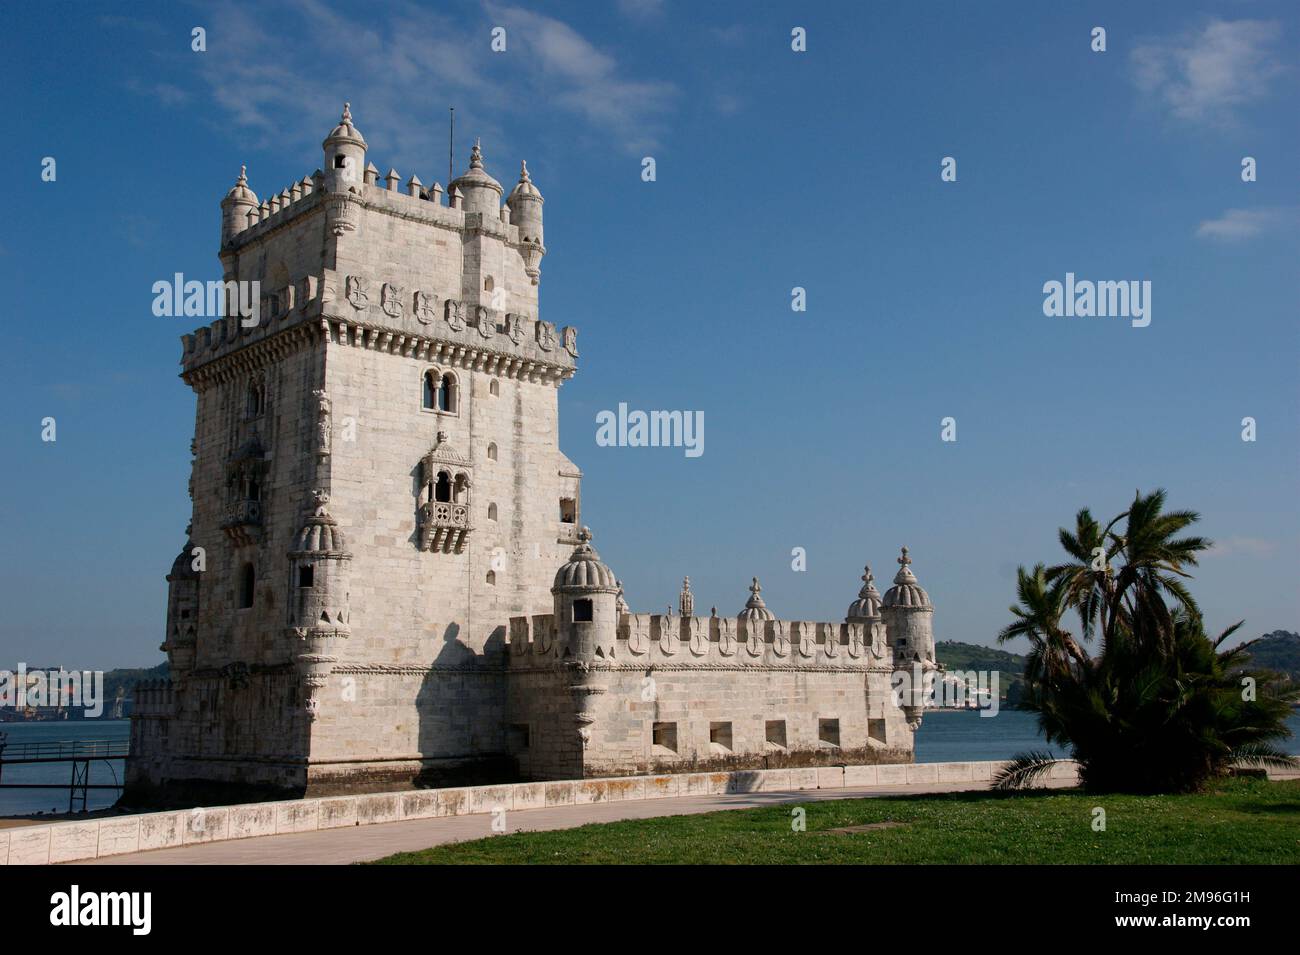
[678,576,694,617]
[288,491,352,719]
[507,160,546,283]
[322,102,367,192]
[881,547,936,729]
[737,577,774,623]
[449,140,503,218]
[845,565,882,624]
[220,165,258,244]
[161,527,201,675]
[551,526,620,662]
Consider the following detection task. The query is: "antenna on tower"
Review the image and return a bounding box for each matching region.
[448,107,455,193]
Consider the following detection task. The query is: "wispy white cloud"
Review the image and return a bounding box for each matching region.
[1195,207,1295,241]
[1130,19,1287,126]
[1204,536,1278,559]
[616,0,664,20]
[174,0,673,175]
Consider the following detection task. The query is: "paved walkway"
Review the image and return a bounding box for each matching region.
[81,778,1075,865]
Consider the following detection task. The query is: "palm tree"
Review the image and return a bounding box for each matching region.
[995,490,1297,793]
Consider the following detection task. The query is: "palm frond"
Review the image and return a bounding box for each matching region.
[991,751,1062,791]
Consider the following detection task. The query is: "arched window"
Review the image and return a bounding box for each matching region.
[486,570,496,586]
[422,370,437,410]
[487,442,498,461]
[484,276,494,292]
[238,563,256,609]
[438,373,457,413]
[453,473,470,504]
[489,379,500,397]
[434,471,451,503]
[488,503,498,521]
[247,380,265,417]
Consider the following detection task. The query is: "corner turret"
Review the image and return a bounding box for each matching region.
[507,160,546,284]
[322,102,367,191]
[449,140,503,217]
[881,546,936,729]
[220,165,258,245]
[288,490,353,720]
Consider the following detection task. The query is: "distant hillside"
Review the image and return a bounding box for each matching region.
[934,640,1026,702]
[1241,630,1300,682]
[104,661,169,703]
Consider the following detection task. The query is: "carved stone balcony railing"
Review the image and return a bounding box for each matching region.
[418,502,471,553]
[222,499,262,547]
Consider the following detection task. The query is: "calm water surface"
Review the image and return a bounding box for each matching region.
[2,712,1296,817]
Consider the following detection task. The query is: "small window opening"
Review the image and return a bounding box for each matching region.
[766,720,787,749]
[652,722,678,753]
[819,718,841,747]
[709,722,733,752]
[238,563,256,609]
[297,564,314,588]
[572,598,593,622]
[560,498,577,524]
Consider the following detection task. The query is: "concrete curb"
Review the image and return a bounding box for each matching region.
[5,758,1292,864]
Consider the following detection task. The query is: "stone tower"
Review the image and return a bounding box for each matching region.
[129,104,584,801]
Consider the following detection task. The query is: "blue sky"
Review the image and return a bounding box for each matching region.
[2,1,1297,669]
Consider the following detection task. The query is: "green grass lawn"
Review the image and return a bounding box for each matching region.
[369,778,1300,865]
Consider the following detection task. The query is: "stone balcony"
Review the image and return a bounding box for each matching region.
[222,499,262,547]
[418,502,471,553]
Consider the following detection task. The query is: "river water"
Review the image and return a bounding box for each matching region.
[3,711,1297,818]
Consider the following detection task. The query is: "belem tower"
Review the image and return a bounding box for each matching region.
[126,105,940,803]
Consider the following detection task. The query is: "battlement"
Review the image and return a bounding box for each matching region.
[177,266,578,386]
[507,613,895,669]
[132,679,175,718]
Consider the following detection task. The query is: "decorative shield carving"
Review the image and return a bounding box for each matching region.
[796,621,815,658]
[658,614,677,655]
[718,618,736,656]
[628,615,648,655]
[823,624,839,658]
[414,290,436,325]
[847,623,864,659]
[869,621,887,658]
[772,620,790,657]
[445,299,466,331]
[345,275,368,310]
[537,619,553,654]
[381,282,404,318]
[506,313,525,345]
[562,326,578,357]
[475,306,495,339]
[746,620,764,656]
[689,617,708,656]
[536,320,555,352]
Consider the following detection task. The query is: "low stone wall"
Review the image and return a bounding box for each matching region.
[13,759,1296,865]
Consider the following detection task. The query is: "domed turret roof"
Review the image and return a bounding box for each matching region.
[846,565,882,620]
[223,165,258,206]
[291,492,350,556]
[323,102,367,149]
[168,529,199,581]
[449,140,503,197]
[553,527,619,592]
[738,577,775,622]
[881,547,932,610]
[507,160,543,204]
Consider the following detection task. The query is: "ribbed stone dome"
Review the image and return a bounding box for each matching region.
[881,547,931,610]
[291,494,349,556]
[553,527,619,592]
[449,141,503,197]
[224,165,258,205]
[846,565,882,620]
[323,102,367,148]
[168,533,199,581]
[507,160,542,203]
[738,577,775,622]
